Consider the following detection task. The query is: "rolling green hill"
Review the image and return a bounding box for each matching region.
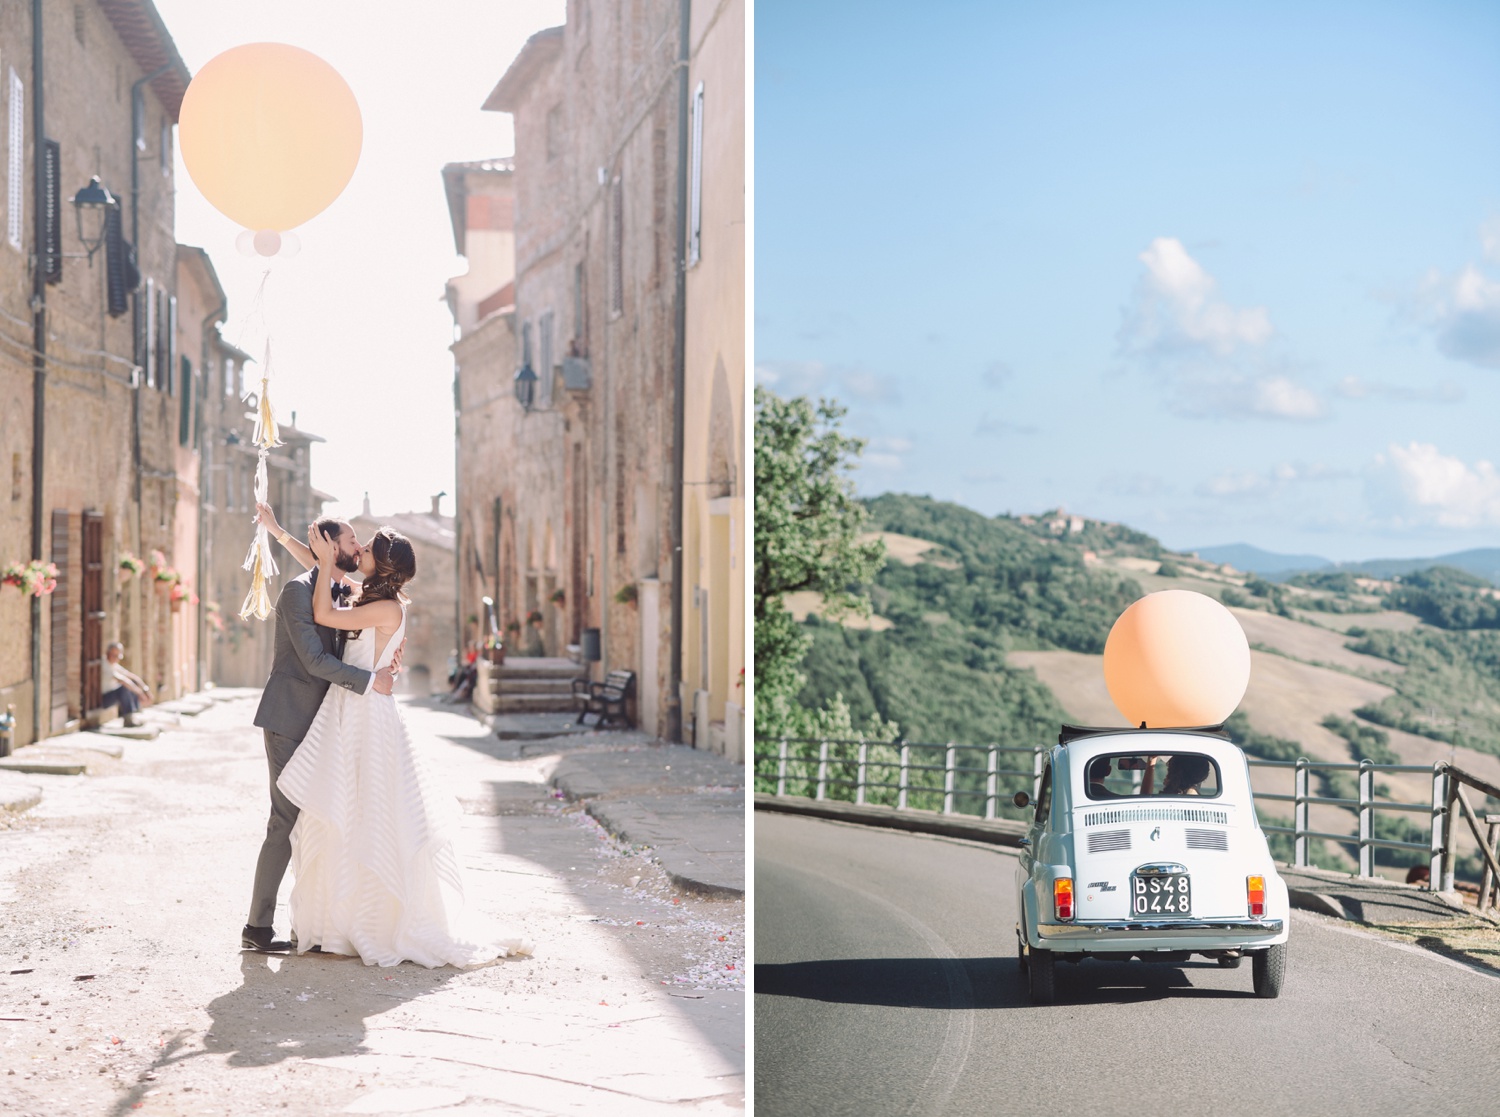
[792,493,1500,763]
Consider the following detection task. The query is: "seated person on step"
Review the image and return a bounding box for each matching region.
[101,642,152,728]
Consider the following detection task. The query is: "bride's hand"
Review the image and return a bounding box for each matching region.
[307,524,336,563]
[256,502,281,536]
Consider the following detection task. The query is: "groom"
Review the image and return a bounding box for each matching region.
[242,518,396,953]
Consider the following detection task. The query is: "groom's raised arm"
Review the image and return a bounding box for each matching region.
[277,578,374,695]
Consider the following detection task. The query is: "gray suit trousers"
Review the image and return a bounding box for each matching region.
[249,729,301,928]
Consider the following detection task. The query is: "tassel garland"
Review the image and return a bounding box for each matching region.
[239,359,284,622]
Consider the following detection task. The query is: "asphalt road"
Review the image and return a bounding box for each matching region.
[755,811,1500,1117]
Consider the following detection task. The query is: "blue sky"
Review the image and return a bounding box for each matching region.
[755,0,1500,562]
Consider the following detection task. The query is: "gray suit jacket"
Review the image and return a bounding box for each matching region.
[252,567,372,741]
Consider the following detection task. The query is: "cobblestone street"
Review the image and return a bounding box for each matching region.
[0,694,745,1116]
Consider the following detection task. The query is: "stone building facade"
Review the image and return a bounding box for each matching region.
[477,3,689,739]
[349,496,456,698]
[0,0,195,742]
[448,1,745,749]
[681,0,746,760]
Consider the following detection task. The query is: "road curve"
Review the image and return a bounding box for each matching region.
[755,812,1500,1117]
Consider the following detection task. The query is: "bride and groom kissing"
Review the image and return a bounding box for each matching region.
[241,504,532,968]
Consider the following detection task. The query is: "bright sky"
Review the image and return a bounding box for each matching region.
[755,0,1500,563]
[158,0,565,522]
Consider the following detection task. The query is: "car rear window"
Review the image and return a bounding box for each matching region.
[1082,752,1221,800]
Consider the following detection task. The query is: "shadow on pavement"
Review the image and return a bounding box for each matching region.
[757,956,1258,1009]
[106,951,471,1116]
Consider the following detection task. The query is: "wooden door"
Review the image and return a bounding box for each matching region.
[49,509,70,730]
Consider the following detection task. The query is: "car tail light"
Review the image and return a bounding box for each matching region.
[1247,875,1266,917]
[1054,877,1074,921]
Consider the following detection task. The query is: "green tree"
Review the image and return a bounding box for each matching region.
[754,387,887,738]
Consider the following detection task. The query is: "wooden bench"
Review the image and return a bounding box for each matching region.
[573,670,635,728]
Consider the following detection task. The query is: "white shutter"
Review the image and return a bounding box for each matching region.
[144,277,156,388]
[7,69,23,250]
[687,82,704,268]
[167,294,177,396]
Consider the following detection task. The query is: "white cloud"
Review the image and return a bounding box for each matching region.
[1250,376,1323,419]
[1118,237,1322,421]
[1121,237,1272,358]
[1366,442,1500,528]
[1197,461,1350,501]
[1427,264,1500,369]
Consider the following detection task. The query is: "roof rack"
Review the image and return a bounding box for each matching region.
[1058,723,1230,746]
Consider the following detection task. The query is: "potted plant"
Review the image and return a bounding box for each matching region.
[205,601,225,634]
[613,583,638,607]
[118,552,144,583]
[483,633,505,665]
[526,609,544,627]
[1,560,59,598]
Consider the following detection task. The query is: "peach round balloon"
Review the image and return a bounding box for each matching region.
[179,43,362,233]
[1102,589,1250,728]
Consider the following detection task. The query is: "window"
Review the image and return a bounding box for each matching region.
[178,356,193,447]
[224,357,236,397]
[1084,752,1222,801]
[537,310,554,409]
[521,319,533,368]
[687,81,703,268]
[143,278,156,388]
[608,175,623,318]
[573,261,586,346]
[1034,762,1052,826]
[164,294,176,394]
[7,69,23,250]
[546,103,563,161]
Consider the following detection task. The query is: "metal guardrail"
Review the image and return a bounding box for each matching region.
[754,735,1500,903]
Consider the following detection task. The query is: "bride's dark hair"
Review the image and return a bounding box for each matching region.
[348,528,415,638]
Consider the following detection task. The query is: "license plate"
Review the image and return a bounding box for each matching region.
[1132,872,1191,916]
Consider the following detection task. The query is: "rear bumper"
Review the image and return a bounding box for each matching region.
[1035,916,1286,952]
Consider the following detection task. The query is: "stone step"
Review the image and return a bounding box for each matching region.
[494,693,583,714]
[0,754,87,776]
[494,676,578,696]
[494,658,585,680]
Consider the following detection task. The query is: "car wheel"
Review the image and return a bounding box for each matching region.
[1251,942,1286,998]
[1028,948,1055,1004]
[1217,954,1242,969]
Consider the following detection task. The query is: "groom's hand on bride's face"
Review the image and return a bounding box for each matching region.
[373,666,396,695]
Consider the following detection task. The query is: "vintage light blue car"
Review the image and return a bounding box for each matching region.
[1013,725,1290,1003]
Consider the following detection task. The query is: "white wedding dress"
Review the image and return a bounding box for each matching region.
[277,607,532,967]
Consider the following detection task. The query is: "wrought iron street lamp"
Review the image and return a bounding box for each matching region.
[513,362,537,412]
[71,176,117,266]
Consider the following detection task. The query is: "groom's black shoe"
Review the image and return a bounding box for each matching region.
[241,924,293,953]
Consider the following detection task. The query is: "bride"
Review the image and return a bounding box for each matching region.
[260,507,532,967]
